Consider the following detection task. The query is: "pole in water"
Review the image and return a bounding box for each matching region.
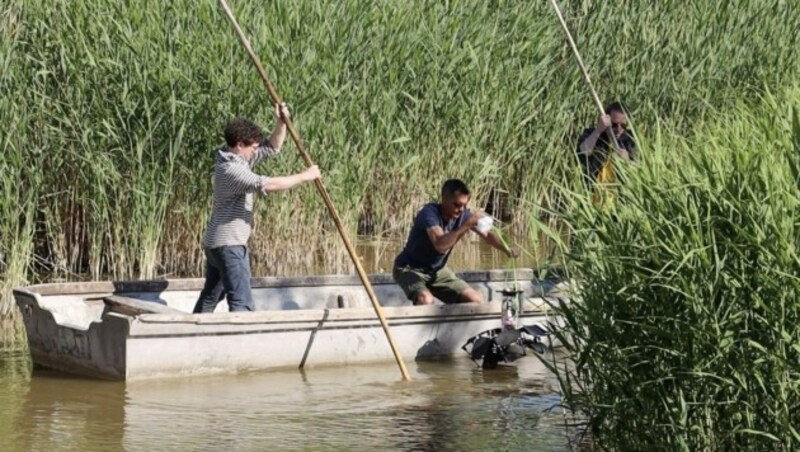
[216,0,410,381]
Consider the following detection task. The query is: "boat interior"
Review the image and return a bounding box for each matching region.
[15,270,565,330]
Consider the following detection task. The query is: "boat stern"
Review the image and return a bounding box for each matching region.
[14,288,131,380]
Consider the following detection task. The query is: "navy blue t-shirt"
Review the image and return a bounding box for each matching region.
[394,203,472,273]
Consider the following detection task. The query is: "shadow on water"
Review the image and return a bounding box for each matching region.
[1,350,569,451]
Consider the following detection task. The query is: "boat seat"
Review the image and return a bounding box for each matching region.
[103,295,184,317]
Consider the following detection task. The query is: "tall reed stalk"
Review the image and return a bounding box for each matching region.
[0,4,40,343]
[547,88,800,449]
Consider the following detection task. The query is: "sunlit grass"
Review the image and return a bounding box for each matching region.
[1,0,798,344]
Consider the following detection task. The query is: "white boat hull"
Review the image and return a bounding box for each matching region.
[14,270,564,380]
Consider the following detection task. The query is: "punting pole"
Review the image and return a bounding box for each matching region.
[549,0,620,151]
[217,0,411,381]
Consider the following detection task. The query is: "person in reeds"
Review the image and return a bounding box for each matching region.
[193,104,320,313]
[576,101,637,185]
[393,179,518,305]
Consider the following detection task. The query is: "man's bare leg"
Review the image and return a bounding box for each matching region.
[414,290,436,305]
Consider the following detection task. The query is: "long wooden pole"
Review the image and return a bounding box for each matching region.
[217,0,410,381]
[549,0,620,151]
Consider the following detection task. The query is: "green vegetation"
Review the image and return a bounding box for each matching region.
[550,88,800,449]
[4,0,800,445]
[1,0,798,350]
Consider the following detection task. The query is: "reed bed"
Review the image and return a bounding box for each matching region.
[1,0,798,344]
[550,88,800,449]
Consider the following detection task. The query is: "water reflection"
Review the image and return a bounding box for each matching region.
[251,233,557,278]
[2,352,567,451]
[15,371,125,451]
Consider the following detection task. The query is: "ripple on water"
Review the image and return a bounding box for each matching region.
[1,351,569,451]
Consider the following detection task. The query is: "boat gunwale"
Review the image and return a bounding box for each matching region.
[12,269,538,296]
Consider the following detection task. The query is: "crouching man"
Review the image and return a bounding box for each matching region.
[392,179,517,305]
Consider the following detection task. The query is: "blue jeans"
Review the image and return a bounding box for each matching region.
[193,246,253,313]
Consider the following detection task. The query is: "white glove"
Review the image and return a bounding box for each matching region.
[476,216,493,234]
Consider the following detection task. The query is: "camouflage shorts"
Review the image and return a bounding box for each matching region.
[392,265,471,304]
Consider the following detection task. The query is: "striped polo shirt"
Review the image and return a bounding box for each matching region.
[202,144,280,249]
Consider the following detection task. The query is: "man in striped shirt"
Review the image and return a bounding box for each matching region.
[193,104,320,313]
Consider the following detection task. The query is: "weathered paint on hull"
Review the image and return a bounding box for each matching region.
[16,291,129,379]
[13,270,564,380]
[123,305,557,379]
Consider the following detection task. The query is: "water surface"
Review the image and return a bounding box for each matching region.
[1,350,568,451]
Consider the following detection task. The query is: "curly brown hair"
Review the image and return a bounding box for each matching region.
[224,117,264,147]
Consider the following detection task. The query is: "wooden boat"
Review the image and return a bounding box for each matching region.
[13,269,564,380]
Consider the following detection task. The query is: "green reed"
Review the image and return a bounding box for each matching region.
[1,0,798,344]
[545,88,800,449]
[0,5,40,343]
